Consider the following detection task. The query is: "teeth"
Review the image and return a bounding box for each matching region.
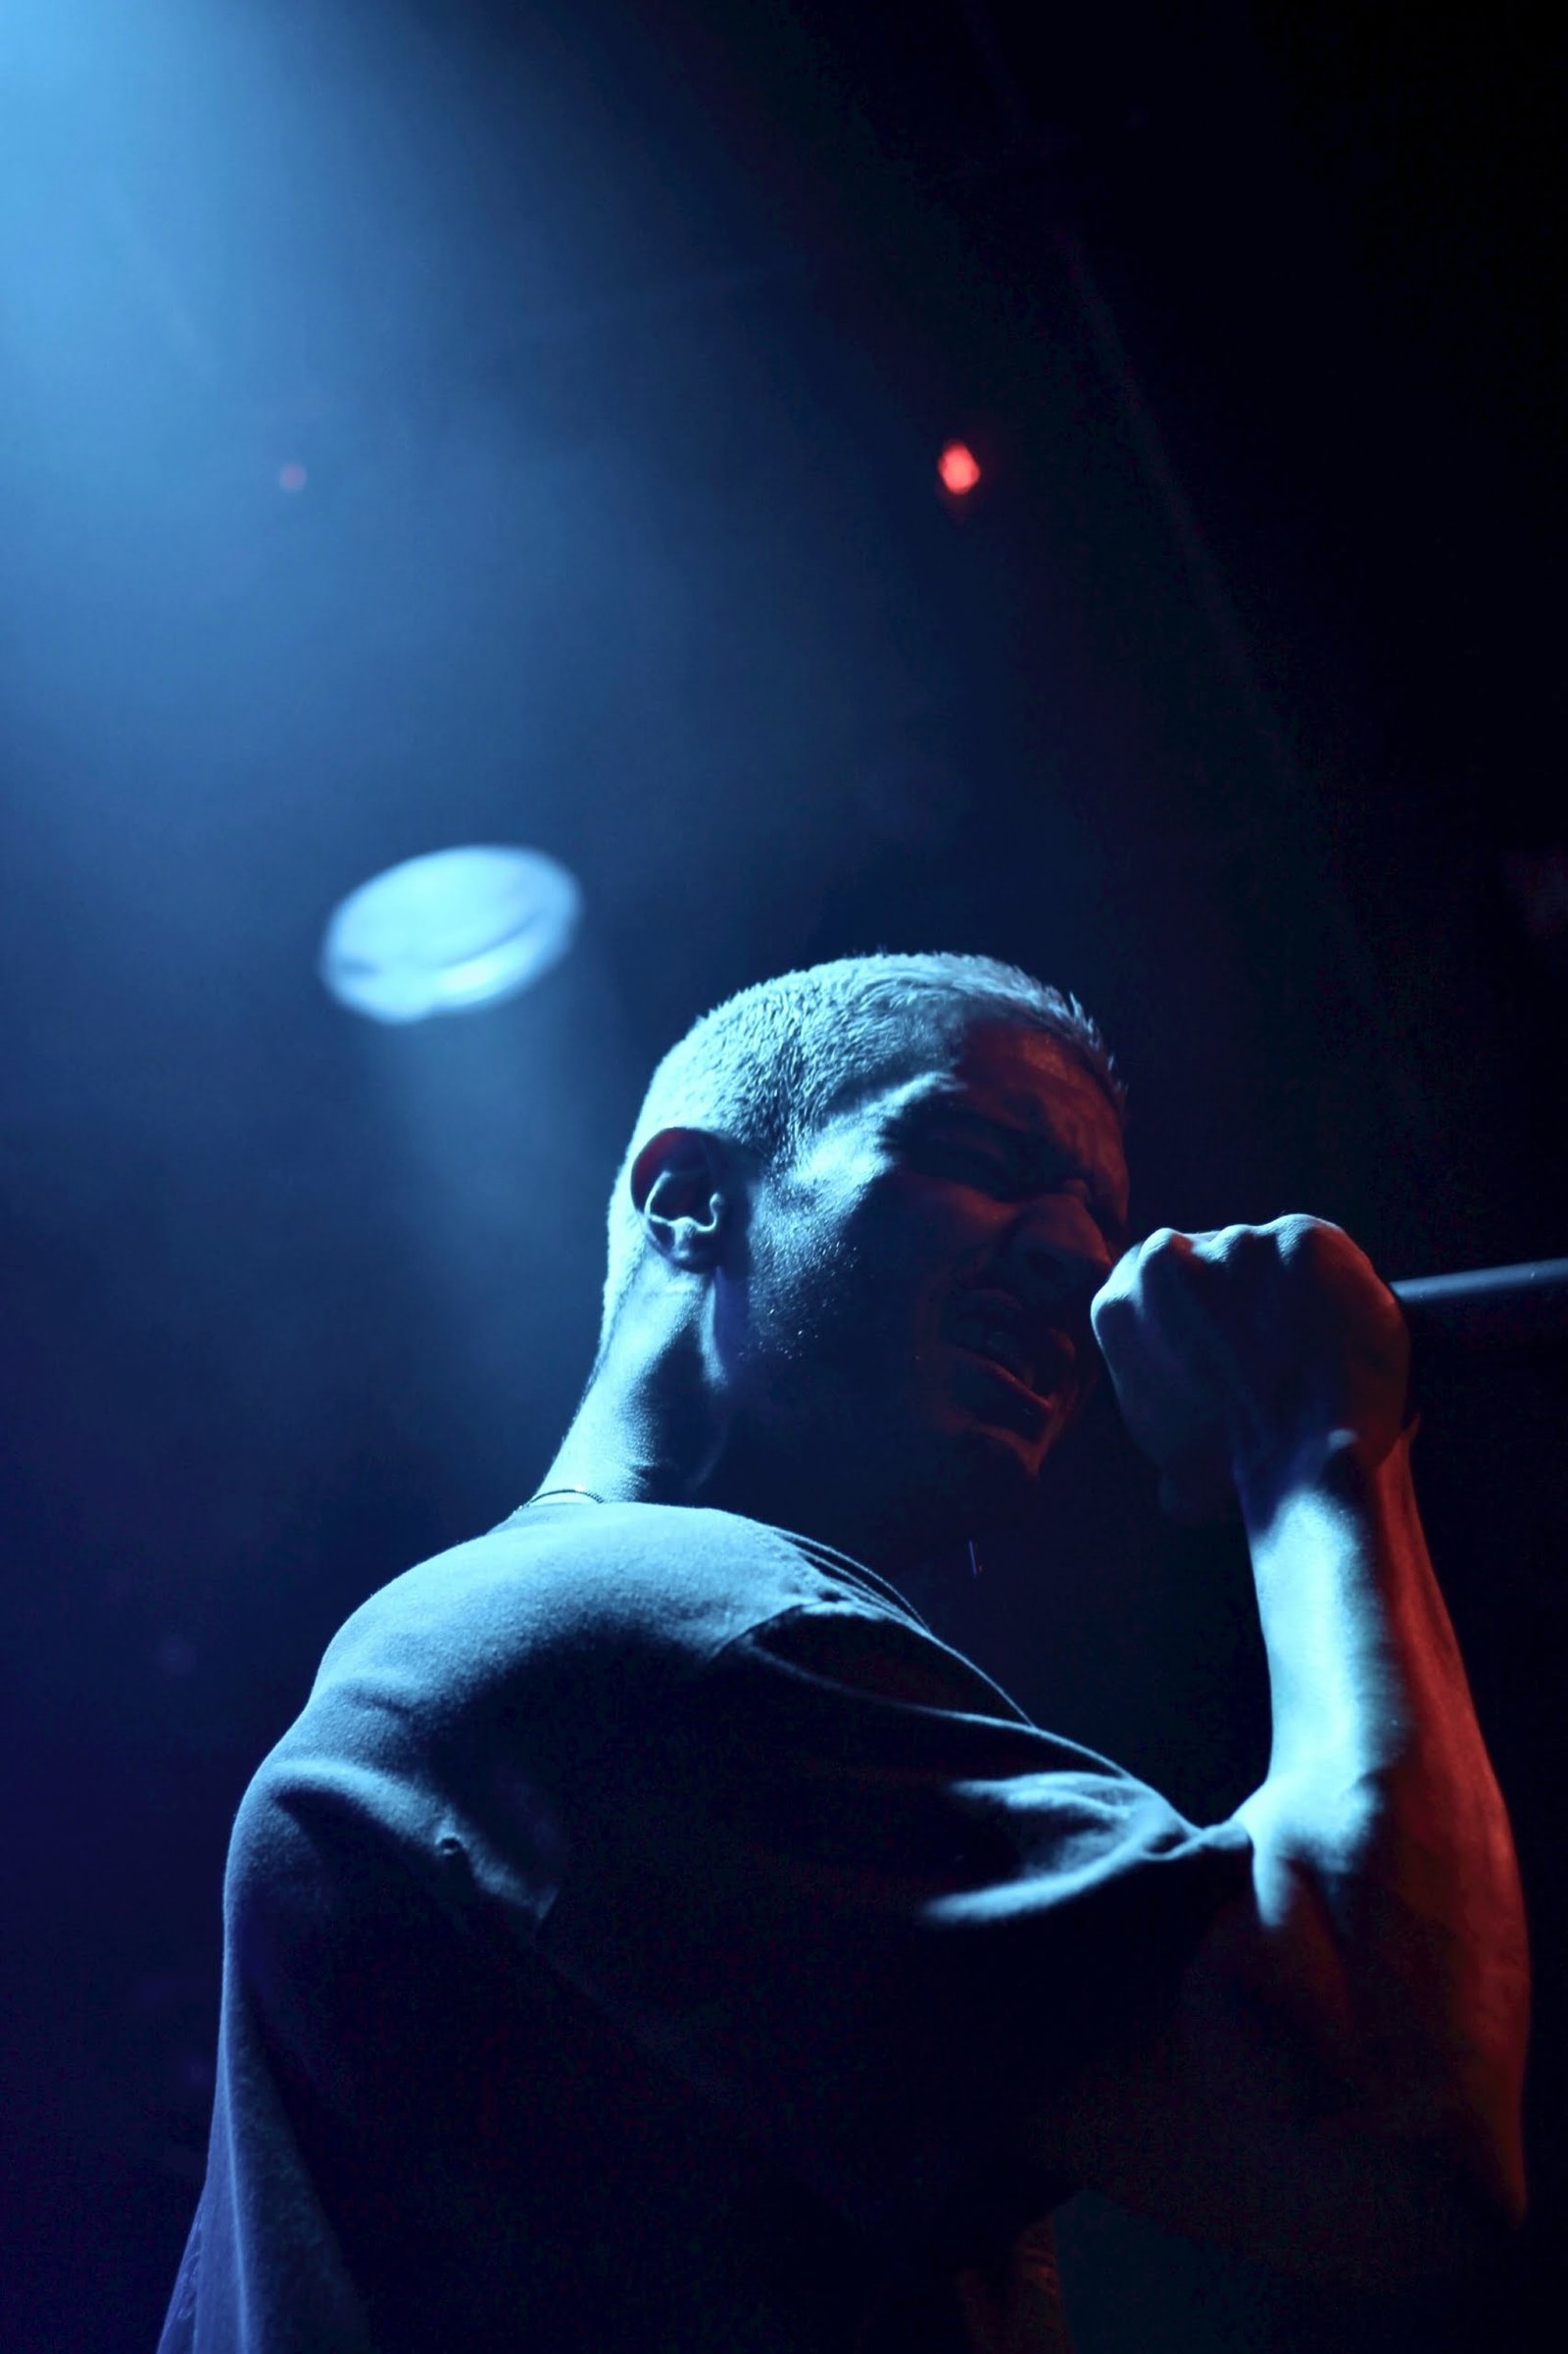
[955,1323,1035,1388]
[984,1330,1031,1382]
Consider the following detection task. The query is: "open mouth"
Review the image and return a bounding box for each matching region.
[945,1293,1078,1404]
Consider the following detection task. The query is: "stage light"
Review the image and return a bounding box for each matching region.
[319,845,583,1024]
[938,441,981,495]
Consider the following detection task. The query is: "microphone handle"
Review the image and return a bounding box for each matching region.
[1392,1258,1568,1353]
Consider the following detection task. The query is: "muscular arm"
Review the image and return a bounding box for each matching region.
[1034,1220,1529,2285]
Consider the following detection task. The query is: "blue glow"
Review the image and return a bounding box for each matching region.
[320,845,583,1024]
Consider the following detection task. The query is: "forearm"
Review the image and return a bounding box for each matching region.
[1234,1427,1529,2212]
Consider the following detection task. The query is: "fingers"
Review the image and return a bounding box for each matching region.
[1089,1215,1409,1510]
[1091,1230,1237,1500]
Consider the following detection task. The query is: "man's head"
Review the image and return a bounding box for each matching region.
[594,954,1130,1563]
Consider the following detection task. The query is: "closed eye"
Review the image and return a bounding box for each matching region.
[930,1142,1020,1192]
[934,1145,1121,1243]
[903,1109,1122,1237]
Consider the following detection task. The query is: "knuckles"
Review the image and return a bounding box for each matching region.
[1091,1212,1407,1493]
[1093,1214,1395,1353]
[1110,1214,1356,1287]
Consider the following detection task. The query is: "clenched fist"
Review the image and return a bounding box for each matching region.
[1090,1215,1411,1522]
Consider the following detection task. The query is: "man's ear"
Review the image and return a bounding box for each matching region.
[629,1128,735,1272]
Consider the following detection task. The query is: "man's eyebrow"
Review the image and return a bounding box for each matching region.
[901,1101,1081,1169]
[900,1086,1048,1132]
[899,1098,1129,1234]
[893,1096,1015,1139]
[904,1099,1054,1147]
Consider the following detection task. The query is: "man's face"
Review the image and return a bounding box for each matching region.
[711,1020,1130,1555]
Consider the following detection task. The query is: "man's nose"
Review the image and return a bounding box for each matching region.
[1009,1200,1115,1308]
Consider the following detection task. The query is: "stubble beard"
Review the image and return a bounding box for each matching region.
[743,1233,1053,1553]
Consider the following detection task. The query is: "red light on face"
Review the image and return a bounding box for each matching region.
[938,441,981,495]
[277,461,308,494]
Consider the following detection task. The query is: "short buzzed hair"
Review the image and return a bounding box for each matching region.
[600,951,1122,1337]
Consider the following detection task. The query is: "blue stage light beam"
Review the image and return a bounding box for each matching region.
[319,845,583,1024]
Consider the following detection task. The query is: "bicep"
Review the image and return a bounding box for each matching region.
[1024,1862,1501,2286]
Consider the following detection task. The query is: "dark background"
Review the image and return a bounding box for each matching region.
[1,2,1562,2346]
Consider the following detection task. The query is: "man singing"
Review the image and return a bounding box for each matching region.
[160,953,1528,2352]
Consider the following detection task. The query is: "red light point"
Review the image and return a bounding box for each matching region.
[938,441,981,495]
[277,461,308,494]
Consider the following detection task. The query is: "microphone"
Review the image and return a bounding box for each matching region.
[1392,1258,1568,1354]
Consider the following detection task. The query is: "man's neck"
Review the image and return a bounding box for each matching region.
[536,1298,721,1512]
[537,1383,953,1586]
[534,1300,971,1580]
